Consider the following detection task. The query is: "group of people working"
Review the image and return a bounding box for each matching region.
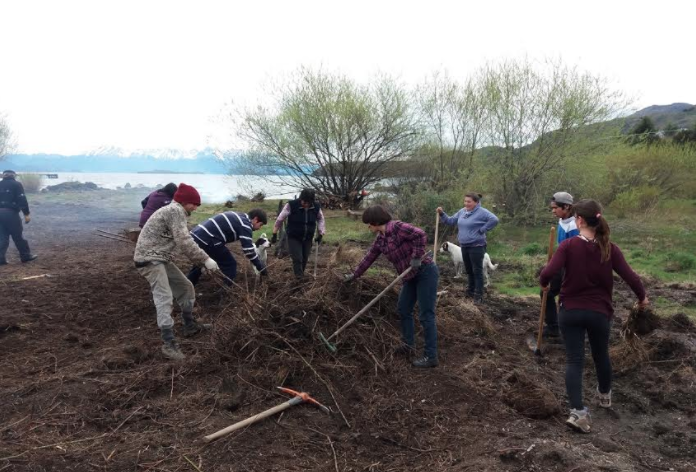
[134,183,648,434]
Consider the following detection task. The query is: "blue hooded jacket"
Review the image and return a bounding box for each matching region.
[440,204,499,247]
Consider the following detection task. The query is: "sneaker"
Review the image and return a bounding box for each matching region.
[21,254,38,263]
[182,321,212,338]
[473,297,484,306]
[412,356,439,368]
[464,291,475,299]
[566,408,591,433]
[161,341,185,360]
[394,344,415,357]
[597,388,612,408]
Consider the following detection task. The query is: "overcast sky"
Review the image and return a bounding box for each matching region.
[1,0,694,154]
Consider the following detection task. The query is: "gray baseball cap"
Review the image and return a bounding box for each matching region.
[552,192,573,205]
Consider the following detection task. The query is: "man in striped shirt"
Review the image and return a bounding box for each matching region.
[187,209,268,286]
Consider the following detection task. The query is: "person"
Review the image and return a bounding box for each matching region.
[187,209,268,285]
[271,189,325,279]
[0,170,37,265]
[541,191,580,339]
[139,183,178,227]
[437,193,498,304]
[343,205,439,368]
[133,183,220,361]
[540,199,648,434]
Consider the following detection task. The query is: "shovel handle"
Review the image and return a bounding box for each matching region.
[433,211,440,263]
[203,397,302,442]
[535,227,557,353]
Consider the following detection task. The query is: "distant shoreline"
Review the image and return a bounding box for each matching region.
[137,170,205,174]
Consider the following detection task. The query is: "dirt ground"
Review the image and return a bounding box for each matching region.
[1,192,695,472]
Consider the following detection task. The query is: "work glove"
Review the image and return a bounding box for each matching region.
[410,258,422,270]
[343,273,355,283]
[315,234,323,244]
[204,258,220,272]
[271,233,278,245]
[260,268,269,277]
[24,215,31,224]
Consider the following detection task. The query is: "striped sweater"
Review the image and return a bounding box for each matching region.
[134,202,209,265]
[191,211,265,272]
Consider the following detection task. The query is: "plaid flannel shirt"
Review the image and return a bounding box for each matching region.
[353,220,431,282]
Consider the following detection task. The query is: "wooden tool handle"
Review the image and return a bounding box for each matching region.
[204,397,301,442]
[535,227,557,352]
[433,211,440,263]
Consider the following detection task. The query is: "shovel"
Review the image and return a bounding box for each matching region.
[527,226,556,356]
[433,210,440,263]
[313,239,320,278]
[319,251,432,353]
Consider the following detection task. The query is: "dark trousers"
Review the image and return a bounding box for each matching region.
[462,245,486,298]
[0,210,31,262]
[540,269,563,333]
[287,236,312,278]
[397,263,439,359]
[187,243,237,286]
[559,307,612,410]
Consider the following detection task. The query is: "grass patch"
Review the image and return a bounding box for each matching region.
[653,296,696,319]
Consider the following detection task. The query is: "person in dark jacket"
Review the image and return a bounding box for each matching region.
[139,183,177,227]
[437,192,498,304]
[271,189,326,279]
[0,170,37,265]
[540,199,648,434]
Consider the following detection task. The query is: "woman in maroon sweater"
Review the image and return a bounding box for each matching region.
[540,199,648,433]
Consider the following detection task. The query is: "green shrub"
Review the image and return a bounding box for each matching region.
[611,185,660,217]
[17,173,43,193]
[520,242,544,256]
[664,252,696,272]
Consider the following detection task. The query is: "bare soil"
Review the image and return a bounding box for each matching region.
[1,193,695,472]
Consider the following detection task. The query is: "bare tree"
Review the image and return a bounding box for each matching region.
[0,114,14,161]
[415,71,487,189]
[480,59,625,220]
[224,68,418,207]
[223,68,416,206]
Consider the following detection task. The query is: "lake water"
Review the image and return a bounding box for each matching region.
[39,172,302,203]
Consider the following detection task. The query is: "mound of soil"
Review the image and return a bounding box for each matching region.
[44,181,102,192]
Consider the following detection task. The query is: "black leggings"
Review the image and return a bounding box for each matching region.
[559,307,612,410]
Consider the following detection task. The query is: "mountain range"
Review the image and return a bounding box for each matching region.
[4,147,240,174]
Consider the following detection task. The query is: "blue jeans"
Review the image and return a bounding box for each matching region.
[397,262,439,359]
[559,307,612,410]
[462,245,486,298]
[187,243,238,286]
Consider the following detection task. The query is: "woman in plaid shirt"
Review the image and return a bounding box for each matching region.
[344,206,440,368]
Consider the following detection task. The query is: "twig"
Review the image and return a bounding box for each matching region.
[170,368,175,399]
[111,406,143,435]
[309,428,339,472]
[0,433,109,461]
[183,455,203,472]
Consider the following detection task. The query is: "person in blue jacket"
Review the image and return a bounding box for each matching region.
[541,191,580,338]
[437,193,498,304]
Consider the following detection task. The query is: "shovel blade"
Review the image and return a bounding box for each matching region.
[526,334,543,356]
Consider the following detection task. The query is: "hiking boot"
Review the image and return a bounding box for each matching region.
[21,254,38,263]
[161,341,185,360]
[412,356,439,368]
[566,408,591,433]
[394,344,415,357]
[182,321,212,338]
[597,388,612,408]
[473,297,484,306]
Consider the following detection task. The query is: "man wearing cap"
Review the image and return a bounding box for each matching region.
[543,191,580,338]
[134,183,220,360]
[0,170,37,265]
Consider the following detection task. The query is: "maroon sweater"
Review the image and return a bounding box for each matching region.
[540,236,646,318]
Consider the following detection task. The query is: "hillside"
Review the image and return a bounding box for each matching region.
[622,102,696,132]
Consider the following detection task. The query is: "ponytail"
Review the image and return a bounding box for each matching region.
[573,199,611,263]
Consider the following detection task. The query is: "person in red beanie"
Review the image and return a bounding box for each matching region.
[134,182,220,360]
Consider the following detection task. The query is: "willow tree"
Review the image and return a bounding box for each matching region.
[480,59,626,220]
[229,68,418,206]
[0,114,13,161]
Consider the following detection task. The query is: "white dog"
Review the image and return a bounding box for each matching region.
[439,241,498,287]
[253,233,271,275]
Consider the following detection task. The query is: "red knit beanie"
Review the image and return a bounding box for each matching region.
[173,183,201,206]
